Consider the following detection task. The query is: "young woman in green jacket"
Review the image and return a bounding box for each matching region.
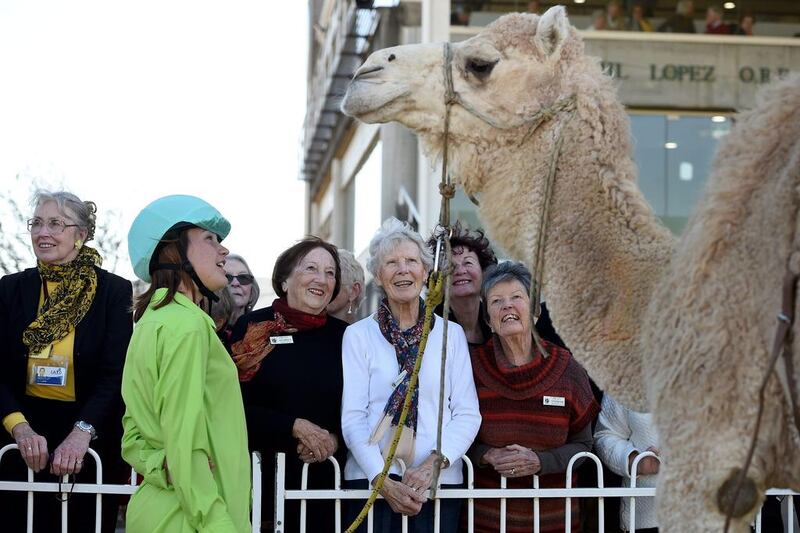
[121,195,251,533]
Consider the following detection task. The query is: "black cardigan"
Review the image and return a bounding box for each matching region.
[0,266,133,432]
[230,307,348,455]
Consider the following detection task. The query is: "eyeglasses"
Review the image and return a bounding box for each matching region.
[226,273,255,286]
[27,218,80,235]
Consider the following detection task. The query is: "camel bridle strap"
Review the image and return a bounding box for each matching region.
[723,266,800,532]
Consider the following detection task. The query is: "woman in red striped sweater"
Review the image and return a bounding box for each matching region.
[468,262,599,533]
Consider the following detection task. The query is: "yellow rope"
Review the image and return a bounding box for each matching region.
[343,273,445,533]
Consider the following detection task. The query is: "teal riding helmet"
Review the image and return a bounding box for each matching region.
[128,194,231,283]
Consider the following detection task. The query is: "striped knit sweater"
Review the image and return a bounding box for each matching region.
[468,336,600,533]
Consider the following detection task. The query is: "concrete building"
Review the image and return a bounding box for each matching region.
[301,0,800,315]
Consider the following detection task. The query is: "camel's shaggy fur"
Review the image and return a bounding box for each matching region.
[341,6,800,531]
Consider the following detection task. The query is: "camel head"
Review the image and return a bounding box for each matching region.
[341,6,584,193]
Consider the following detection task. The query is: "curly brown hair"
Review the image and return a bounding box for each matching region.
[428,221,497,271]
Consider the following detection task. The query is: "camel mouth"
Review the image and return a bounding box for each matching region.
[340,80,410,122]
[352,65,384,81]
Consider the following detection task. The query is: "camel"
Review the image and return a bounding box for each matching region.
[340,6,800,531]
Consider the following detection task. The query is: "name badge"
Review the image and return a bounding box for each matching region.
[270,335,294,345]
[33,365,67,386]
[543,395,566,407]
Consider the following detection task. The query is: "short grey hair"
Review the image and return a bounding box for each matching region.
[32,189,97,241]
[367,217,434,278]
[337,249,366,308]
[226,253,261,313]
[481,261,532,300]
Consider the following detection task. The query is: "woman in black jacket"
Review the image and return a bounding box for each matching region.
[0,190,132,532]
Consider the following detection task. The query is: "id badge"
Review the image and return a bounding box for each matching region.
[270,335,294,345]
[33,365,67,386]
[30,354,68,387]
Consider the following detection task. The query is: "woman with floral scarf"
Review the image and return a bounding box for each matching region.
[341,217,481,533]
[0,190,133,532]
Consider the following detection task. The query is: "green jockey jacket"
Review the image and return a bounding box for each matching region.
[121,288,251,532]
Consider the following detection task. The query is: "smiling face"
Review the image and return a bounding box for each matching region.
[30,200,88,265]
[284,247,337,315]
[375,239,428,307]
[485,278,533,339]
[451,246,483,299]
[224,258,252,311]
[185,228,229,293]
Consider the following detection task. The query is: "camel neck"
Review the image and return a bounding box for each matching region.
[466,90,675,408]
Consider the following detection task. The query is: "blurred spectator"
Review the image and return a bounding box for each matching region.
[627,3,653,32]
[595,394,660,532]
[705,5,732,34]
[657,0,696,33]
[733,12,755,36]
[586,10,608,31]
[223,253,260,346]
[327,249,365,324]
[527,0,542,15]
[606,0,626,31]
[210,288,234,336]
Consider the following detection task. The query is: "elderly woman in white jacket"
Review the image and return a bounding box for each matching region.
[594,393,661,532]
[341,217,481,533]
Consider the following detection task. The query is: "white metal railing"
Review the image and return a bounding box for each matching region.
[272,451,800,533]
[0,444,263,533]
[2,442,794,532]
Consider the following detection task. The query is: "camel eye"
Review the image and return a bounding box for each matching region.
[466,58,497,80]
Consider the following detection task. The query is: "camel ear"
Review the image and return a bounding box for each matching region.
[535,6,570,58]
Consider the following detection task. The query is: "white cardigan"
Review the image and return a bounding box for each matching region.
[341,313,481,485]
[594,393,660,530]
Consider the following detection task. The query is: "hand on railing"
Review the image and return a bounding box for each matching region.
[11,422,49,473]
[50,427,92,476]
[372,474,426,516]
[629,447,661,477]
[292,418,336,462]
[401,452,436,493]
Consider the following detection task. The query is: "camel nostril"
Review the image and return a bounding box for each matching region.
[388,54,396,62]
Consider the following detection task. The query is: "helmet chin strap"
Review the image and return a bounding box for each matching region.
[153,238,220,305]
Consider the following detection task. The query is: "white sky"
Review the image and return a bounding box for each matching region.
[0,0,308,282]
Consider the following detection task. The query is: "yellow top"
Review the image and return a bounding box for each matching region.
[25,281,77,401]
[2,281,77,435]
[3,281,75,436]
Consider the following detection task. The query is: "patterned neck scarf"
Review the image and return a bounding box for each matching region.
[231,297,327,382]
[23,246,102,356]
[369,297,425,465]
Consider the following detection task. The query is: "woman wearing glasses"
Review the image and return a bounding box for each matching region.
[229,237,348,532]
[0,190,133,532]
[221,254,260,345]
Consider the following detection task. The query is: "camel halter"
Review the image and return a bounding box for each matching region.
[344,43,579,533]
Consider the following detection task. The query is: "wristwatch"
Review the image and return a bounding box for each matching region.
[74,420,97,440]
[430,450,450,469]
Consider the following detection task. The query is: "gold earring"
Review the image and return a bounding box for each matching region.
[74,240,83,250]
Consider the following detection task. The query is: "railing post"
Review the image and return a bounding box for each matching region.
[275,453,286,533]
[252,452,262,533]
